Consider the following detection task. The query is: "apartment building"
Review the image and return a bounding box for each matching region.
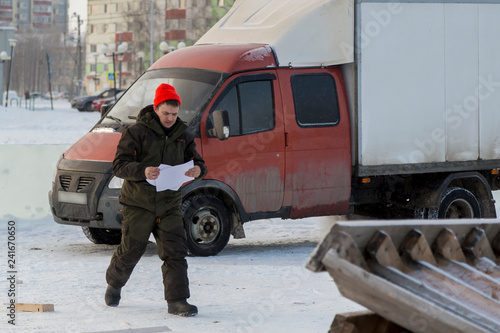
[0,0,68,32]
[86,0,232,94]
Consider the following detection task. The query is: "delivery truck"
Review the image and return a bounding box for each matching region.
[49,0,500,256]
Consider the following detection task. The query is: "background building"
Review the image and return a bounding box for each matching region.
[0,0,73,100]
[85,0,234,95]
[0,0,234,102]
[0,0,68,32]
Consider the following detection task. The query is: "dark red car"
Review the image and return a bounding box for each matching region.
[91,91,124,112]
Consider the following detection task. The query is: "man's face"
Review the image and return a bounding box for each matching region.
[154,103,179,128]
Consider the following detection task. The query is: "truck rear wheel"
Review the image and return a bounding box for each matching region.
[415,187,481,219]
[82,226,122,245]
[181,195,231,257]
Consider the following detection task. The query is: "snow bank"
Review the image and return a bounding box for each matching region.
[0,99,100,145]
[0,100,100,220]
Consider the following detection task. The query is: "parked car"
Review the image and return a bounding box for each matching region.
[101,90,125,110]
[71,88,124,112]
[91,91,124,112]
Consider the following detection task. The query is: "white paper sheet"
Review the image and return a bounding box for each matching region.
[146,160,195,192]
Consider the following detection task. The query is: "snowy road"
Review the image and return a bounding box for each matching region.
[2,216,363,333]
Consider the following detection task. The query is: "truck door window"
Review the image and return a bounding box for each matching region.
[291,74,340,127]
[209,79,275,137]
[212,86,240,136]
[240,80,274,134]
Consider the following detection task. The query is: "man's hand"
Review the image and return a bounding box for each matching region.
[145,166,160,180]
[185,165,201,178]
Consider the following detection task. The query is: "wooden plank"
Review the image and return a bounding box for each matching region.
[309,221,500,333]
[462,227,496,261]
[434,256,500,301]
[365,231,404,270]
[307,230,368,272]
[329,310,397,333]
[433,228,466,262]
[322,251,489,333]
[399,229,436,265]
[16,303,54,312]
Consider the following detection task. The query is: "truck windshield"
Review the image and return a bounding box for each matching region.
[98,67,225,128]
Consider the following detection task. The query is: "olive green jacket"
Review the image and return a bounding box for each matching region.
[113,105,207,217]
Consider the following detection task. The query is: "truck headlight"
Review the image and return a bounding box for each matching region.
[108,176,124,189]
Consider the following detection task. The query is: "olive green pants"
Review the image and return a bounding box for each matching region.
[106,205,190,302]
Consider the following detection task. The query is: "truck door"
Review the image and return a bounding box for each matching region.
[201,71,285,213]
[279,69,351,218]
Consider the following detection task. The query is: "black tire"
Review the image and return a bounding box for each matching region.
[181,195,231,257]
[82,226,122,245]
[416,187,481,219]
[84,102,93,111]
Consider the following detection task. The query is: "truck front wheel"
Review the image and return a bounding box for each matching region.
[82,226,122,245]
[415,187,481,219]
[181,195,231,257]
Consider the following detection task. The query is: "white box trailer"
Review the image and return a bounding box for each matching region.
[345,0,500,175]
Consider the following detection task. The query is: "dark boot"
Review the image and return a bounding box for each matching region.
[167,299,198,317]
[105,285,121,307]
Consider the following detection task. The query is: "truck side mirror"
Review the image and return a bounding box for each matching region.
[209,109,230,140]
[100,105,109,118]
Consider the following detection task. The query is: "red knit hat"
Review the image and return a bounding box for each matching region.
[154,83,181,107]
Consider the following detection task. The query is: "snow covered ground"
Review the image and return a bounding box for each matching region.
[0,100,363,332]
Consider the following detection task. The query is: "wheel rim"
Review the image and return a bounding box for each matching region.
[189,209,221,244]
[445,198,475,218]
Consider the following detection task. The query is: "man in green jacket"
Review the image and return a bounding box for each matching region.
[104,83,207,317]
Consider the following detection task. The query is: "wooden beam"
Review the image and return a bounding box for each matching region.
[16,303,54,312]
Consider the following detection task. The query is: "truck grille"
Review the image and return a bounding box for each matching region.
[59,175,71,190]
[77,177,95,191]
[58,175,95,191]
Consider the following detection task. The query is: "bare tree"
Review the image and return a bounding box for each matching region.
[120,1,165,81]
[10,28,76,97]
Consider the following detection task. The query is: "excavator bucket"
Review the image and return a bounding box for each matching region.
[307,220,500,333]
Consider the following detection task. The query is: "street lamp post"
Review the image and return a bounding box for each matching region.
[118,53,124,88]
[117,43,126,89]
[102,45,117,103]
[0,51,10,106]
[102,43,126,103]
[93,52,99,92]
[137,51,145,76]
[5,38,17,107]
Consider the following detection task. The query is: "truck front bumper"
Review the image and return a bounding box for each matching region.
[49,158,123,230]
[49,186,123,229]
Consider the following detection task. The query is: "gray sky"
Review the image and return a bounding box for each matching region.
[68,0,88,33]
